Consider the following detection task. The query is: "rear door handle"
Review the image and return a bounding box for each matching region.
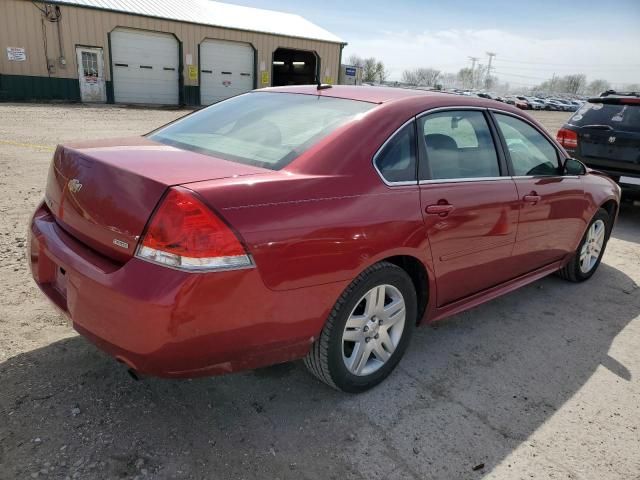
[523,194,541,204]
[425,204,455,216]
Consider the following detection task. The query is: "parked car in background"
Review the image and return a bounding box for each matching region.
[552,99,578,111]
[29,86,620,392]
[477,92,501,101]
[505,96,529,109]
[544,99,564,111]
[516,96,545,110]
[557,91,640,185]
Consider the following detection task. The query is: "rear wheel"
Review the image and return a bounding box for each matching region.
[304,262,417,393]
[558,208,610,282]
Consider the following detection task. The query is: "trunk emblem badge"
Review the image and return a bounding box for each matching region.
[608,136,616,144]
[67,178,83,193]
[113,239,129,249]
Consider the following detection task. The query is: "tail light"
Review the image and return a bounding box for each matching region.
[136,187,252,271]
[556,128,578,149]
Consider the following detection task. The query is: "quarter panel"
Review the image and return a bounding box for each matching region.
[220,182,428,291]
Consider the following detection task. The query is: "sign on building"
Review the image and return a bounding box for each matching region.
[7,47,26,61]
[187,65,198,81]
[339,64,362,86]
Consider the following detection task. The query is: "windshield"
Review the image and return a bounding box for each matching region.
[149,92,375,170]
[569,102,640,133]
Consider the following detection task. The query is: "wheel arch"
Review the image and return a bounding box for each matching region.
[380,255,429,325]
[600,198,619,228]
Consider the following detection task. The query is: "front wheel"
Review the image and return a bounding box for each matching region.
[304,262,417,393]
[558,208,611,282]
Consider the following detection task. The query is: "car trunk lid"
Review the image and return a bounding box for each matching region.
[45,136,267,262]
[578,127,640,164]
[567,100,640,175]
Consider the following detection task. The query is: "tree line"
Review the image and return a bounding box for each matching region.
[346,53,638,95]
[532,75,638,96]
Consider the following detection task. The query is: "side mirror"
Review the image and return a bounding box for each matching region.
[563,158,587,176]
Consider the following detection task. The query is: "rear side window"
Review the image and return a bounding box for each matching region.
[418,110,500,180]
[149,92,374,170]
[374,122,417,183]
[494,114,559,176]
[569,102,640,133]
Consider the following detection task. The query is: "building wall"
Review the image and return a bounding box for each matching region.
[0,0,342,103]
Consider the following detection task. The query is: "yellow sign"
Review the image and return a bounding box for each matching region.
[188,65,198,81]
[261,71,270,85]
[323,77,333,85]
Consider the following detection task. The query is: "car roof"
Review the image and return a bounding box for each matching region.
[256,84,527,120]
[259,85,457,104]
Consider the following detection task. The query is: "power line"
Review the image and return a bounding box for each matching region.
[492,63,634,72]
[492,70,550,81]
[494,58,639,67]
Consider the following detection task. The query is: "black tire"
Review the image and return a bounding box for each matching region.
[558,208,611,282]
[304,261,417,393]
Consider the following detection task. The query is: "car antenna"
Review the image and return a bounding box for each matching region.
[317,75,332,90]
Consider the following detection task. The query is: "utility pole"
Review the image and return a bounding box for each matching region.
[468,56,479,89]
[485,52,496,89]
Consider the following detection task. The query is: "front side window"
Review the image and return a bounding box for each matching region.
[419,110,500,180]
[494,113,560,176]
[374,122,417,183]
[150,92,374,170]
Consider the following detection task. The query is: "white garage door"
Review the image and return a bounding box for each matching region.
[111,29,179,105]
[200,40,254,105]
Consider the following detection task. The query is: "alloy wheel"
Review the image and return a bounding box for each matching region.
[342,284,406,376]
[580,219,605,273]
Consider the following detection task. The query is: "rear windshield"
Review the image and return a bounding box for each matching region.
[149,92,375,170]
[569,102,640,133]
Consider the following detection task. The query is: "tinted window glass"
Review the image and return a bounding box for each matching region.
[150,92,374,170]
[374,122,417,183]
[569,102,640,133]
[419,110,500,180]
[495,114,559,176]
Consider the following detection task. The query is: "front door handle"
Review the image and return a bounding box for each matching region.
[425,204,455,216]
[523,194,541,204]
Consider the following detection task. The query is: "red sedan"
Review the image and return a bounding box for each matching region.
[29,86,620,392]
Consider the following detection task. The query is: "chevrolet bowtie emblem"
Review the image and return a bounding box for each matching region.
[68,178,83,193]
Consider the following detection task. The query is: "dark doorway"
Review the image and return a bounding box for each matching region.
[272,48,317,86]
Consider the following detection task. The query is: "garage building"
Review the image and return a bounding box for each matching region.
[0,0,345,105]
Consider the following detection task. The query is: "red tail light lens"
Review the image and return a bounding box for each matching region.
[556,128,578,149]
[136,187,252,271]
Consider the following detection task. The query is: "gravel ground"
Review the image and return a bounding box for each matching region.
[0,104,638,480]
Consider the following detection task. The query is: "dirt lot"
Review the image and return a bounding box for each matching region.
[0,104,638,480]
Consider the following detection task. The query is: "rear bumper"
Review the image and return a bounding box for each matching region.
[575,157,640,179]
[29,203,345,377]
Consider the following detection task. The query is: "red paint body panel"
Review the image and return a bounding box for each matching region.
[28,86,621,377]
[418,180,521,306]
[510,176,588,273]
[45,138,267,261]
[29,203,349,377]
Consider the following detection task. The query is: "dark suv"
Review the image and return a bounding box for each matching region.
[556,91,640,185]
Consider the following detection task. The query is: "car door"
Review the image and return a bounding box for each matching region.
[491,111,587,275]
[417,109,521,307]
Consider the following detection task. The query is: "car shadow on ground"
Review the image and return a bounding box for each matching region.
[2,259,638,480]
[611,199,640,244]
